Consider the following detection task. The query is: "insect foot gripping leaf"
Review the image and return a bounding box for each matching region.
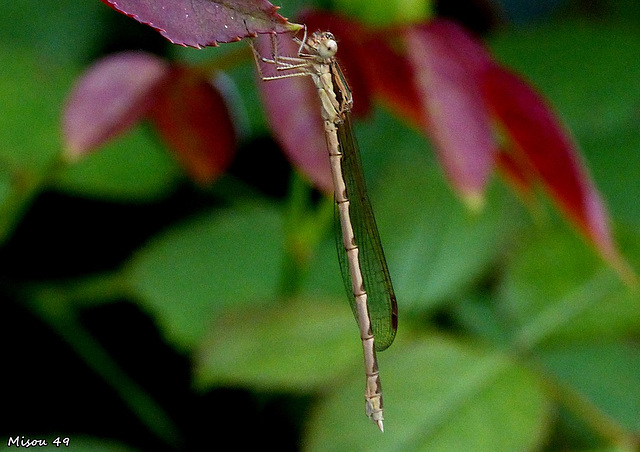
[252,32,334,194]
[100,0,302,48]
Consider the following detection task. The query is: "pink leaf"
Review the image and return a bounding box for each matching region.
[101,0,301,48]
[63,51,169,159]
[253,33,332,193]
[148,66,236,184]
[404,21,495,207]
[482,65,635,283]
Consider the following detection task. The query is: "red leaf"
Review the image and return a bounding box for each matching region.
[63,51,169,159]
[148,66,236,184]
[102,0,301,48]
[364,31,424,128]
[253,33,332,193]
[404,21,495,206]
[482,65,635,282]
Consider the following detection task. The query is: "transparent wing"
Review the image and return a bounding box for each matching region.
[334,110,398,351]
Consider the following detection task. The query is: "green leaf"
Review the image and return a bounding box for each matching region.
[572,448,640,452]
[490,22,640,139]
[0,44,76,240]
[333,0,434,27]
[126,204,286,351]
[582,122,640,228]
[0,164,13,207]
[304,337,550,451]
[194,299,359,391]
[373,162,521,312]
[540,342,640,433]
[55,125,180,201]
[0,45,71,171]
[499,226,640,346]
[566,448,638,452]
[1,0,108,66]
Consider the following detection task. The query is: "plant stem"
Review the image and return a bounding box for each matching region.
[280,172,334,298]
[536,365,639,450]
[509,268,637,447]
[0,153,67,244]
[511,268,618,351]
[24,271,183,448]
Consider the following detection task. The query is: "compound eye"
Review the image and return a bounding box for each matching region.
[319,38,338,58]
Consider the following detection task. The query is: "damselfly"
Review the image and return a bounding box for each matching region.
[251,28,398,431]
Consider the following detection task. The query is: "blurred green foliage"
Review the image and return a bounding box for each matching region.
[1,1,639,451]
